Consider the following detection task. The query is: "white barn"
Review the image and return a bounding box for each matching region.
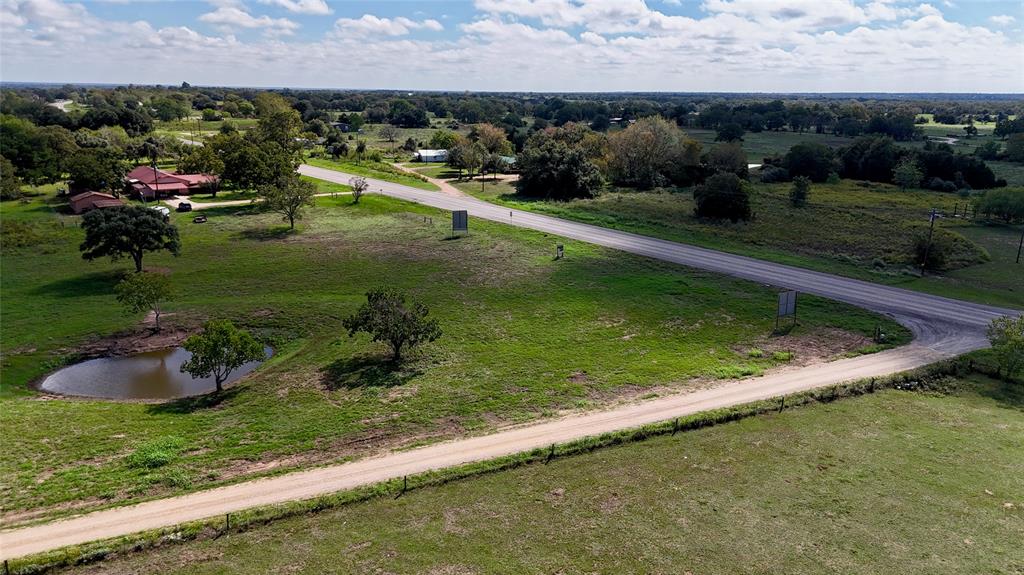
[415,149,448,163]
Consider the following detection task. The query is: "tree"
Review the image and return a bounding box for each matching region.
[80,205,181,272]
[428,129,459,150]
[115,272,173,331]
[260,173,317,230]
[180,320,265,393]
[349,176,368,204]
[783,142,834,183]
[1,156,23,201]
[694,172,750,222]
[177,145,224,177]
[607,116,701,188]
[475,123,513,155]
[975,188,1024,223]
[790,176,810,207]
[987,316,1024,380]
[704,142,748,179]
[378,124,400,143]
[516,130,603,200]
[342,288,442,362]
[893,156,923,190]
[715,122,745,142]
[1007,133,1024,164]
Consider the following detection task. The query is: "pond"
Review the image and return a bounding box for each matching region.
[39,346,272,400]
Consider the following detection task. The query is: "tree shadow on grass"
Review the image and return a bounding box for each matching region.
[235,226,295,242]
[976,375,1024,412]
[321,353,422,390]
[31,269,125,298]
[146,386,243,415]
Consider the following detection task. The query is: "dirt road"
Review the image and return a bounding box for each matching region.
[1,165,1016,560]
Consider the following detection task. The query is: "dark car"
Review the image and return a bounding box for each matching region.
[176,201,193,212]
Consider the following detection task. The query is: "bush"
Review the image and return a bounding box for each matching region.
[926,177,958,193]
[975,188,1024,223]
[694,172,751,222]
[759,165,789,183]
[789,176,810,207]
[783,142,834,182]
[909,225,989,271]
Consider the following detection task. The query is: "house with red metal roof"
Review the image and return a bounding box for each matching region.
[126,166,218,200]
[68,191,125,214]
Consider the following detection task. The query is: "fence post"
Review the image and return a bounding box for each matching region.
[778,396,785,413]
[4,559,9,575]
[672,418,679,435]
[545,443,555,464]
[225,513,230,531]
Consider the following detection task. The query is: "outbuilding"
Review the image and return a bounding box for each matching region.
[415,149,448,163]
[68,191,125,214]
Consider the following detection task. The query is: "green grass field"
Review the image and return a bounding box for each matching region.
[304,156,438,191]
[64,373,1024,575]
[0,186,906,523]
[684,128,856,161]
[452,178,1023,309]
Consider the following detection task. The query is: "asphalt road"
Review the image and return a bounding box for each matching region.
[1,165,1016,560]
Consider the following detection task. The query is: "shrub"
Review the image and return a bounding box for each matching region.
[783,142,834,182]
[694,172,750,222]
[759,165,789,183]
[747,348,764,358]
[789,176,810,207]
[772,351,793,361]
[975,188,1024,223]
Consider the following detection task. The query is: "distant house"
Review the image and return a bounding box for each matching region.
[497,155,517,171]
[69,191,124,214]
[415,149,448,163]
[126,166,218,200]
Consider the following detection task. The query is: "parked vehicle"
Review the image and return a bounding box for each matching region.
[176,202,193,212]
[192,215,207,224]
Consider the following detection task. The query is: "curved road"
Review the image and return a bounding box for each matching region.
[0,165,1016,560]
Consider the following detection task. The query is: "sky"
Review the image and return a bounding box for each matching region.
[1,0,1022,93]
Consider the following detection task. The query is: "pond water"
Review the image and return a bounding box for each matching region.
[39,346,271,400]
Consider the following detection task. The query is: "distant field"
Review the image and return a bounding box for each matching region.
[68,373,1024,575]
[452,178,1023,309]
[0,188,904,522]
[304,156,439,191]
[684,128,856,161]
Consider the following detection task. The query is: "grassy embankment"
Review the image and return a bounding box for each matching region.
[60,372,1024,575]
[0,184,906,523]
[426,171,1022,309]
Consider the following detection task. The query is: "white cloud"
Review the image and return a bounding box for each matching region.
[258,0,331,15]
[2,0,1022,93]
[989,14,1016,26]
[199,6,299,35]
[334,14,443,37]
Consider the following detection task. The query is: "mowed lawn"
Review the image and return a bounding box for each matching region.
[67,374,1024,575]
[452,178,1023,309]
[0,187,906,522]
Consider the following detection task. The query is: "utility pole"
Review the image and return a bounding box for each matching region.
[920,207,938,276]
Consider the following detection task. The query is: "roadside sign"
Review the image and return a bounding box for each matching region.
[777,290,797,317]
[452,210,468,235]
[776,290,798,331]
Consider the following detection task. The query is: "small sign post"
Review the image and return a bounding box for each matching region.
[451,210,468,238]
[776,290,798,331]
[556,244,564,260]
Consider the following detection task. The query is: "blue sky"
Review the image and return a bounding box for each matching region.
[2,0,1022,92]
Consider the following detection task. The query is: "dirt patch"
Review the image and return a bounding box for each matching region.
[754,327,873,367]
[568,370,589,383]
